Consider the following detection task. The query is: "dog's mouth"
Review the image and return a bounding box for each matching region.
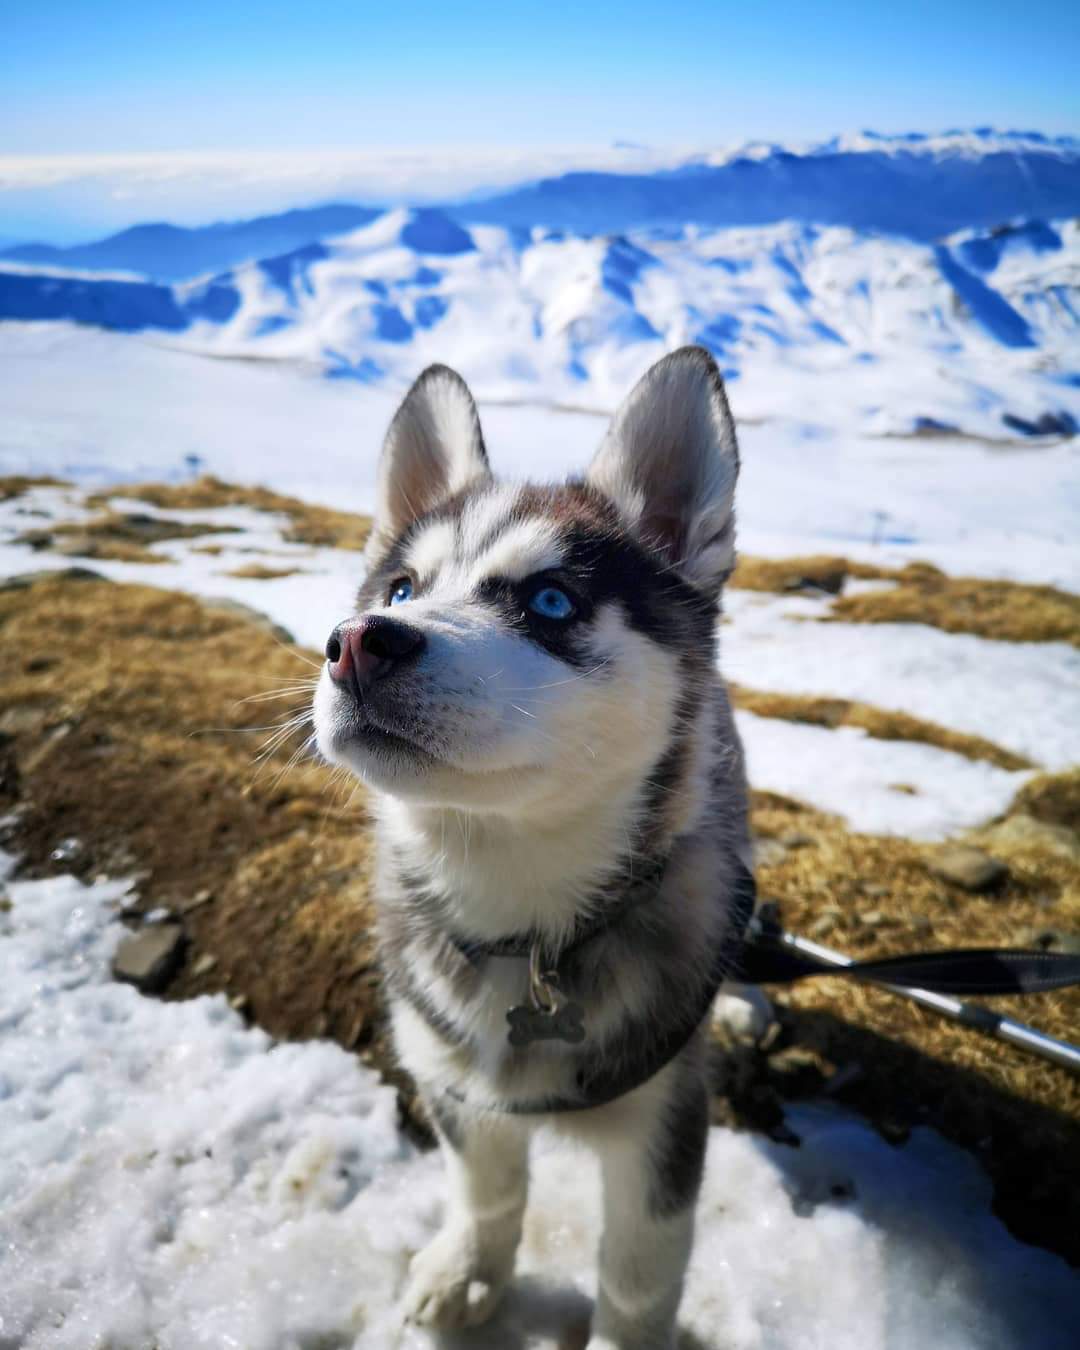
[332,699,444,766]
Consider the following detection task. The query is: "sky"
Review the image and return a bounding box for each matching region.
[4,0,1079,155]
[1,1,1078,242]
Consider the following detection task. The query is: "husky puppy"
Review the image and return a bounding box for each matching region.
[313,347,752,1349]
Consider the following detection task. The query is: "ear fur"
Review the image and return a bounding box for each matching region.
[587,346,739,593]
[368,364,490,557]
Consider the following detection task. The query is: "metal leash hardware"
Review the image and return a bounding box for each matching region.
[505,942,586,1046]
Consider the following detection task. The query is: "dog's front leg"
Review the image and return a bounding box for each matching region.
[403,1094,530,1330]
[587,1062,708,1350]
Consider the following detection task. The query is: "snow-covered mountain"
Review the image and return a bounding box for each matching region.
[2,205,1077,439]
[454,130,1080,241]
[5,130,1080,282]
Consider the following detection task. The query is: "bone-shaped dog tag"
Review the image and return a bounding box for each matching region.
[506,1001,586,1046]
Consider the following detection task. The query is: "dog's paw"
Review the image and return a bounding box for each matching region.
[712,984,774,1044]
[402,1225,507,1330]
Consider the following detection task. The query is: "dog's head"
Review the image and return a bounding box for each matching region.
[314,347,739,817]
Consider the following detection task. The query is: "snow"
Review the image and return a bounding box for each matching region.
[2,324,1078,590]
[4,208,1079,443]
[723,591,1080,771]
[2,156,1079,1344]
[734,710,1030,839]
[2,324,1078,838]
[1,864,1076,1350]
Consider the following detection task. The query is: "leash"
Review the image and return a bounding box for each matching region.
[443,864,1080,1116]
[735,899,1080,1074]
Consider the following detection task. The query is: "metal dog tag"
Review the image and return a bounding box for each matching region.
[506,943,586,1046]
[506,1000,586,1046]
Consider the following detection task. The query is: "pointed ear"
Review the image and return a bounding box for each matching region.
[368,364,491,557]
[587,347,739,593]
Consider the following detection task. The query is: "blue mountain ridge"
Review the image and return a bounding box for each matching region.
[453,148,1080,240]
[0,204,383,284]
[4,135,1080,283]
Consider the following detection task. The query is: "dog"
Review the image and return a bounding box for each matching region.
[313,347,754,1349]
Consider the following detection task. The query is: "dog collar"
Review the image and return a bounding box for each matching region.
[446,856,668,1047]
[444,860,757,1114]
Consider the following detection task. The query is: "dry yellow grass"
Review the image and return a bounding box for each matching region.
[0,572,378,1049]
[1007,766,1080,832]
[730,683,1034,771]
[16,512,239,565]
[730,554,888,594]
[224,562,307,580]
[95,475,373,551]
[1,573,1077,1261]
[0,474,69,500]
[733,553,1080,647]
[831,562,1080,646]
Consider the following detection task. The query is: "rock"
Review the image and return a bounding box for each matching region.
[979,814,1080,863]
[928,846,1008,893]
[780,831,815,849]
[112,924,186,992]
[860,882,890,898]
[191,952,218,977]
[860,909,887,926]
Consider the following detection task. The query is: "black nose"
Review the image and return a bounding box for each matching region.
[325,615,426,692]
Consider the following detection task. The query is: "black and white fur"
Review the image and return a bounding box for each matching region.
[314,348,753,1349]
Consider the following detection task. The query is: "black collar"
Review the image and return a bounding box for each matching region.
[444,858,758,1116]
[446,855,669,966]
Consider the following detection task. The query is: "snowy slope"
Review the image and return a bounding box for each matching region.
[2,864,1077,1350]
[1,209,1077,440]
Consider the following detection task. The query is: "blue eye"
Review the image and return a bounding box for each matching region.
[388,578,413,605]
[528,586,575,620]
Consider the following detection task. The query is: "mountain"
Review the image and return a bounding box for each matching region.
[5,131,1079,284]
[0,204,383,283]
[455,133,1080,239]
[2,206,1076,441]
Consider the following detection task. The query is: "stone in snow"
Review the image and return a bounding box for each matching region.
[112,923,186,992]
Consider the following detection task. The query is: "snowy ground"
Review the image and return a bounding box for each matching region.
[1,322,1078,1347]
[2,861,1076,1350]
[2,324,1078,590]
[3,324,1078,839]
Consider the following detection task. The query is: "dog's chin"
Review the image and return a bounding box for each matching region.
[316,710,543,809]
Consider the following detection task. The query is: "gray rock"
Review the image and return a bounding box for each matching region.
[928,846,1008,893]
[112,924,186,992]
[979,814,1080,863]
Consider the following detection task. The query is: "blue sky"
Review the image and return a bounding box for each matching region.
[4,0,1079,154]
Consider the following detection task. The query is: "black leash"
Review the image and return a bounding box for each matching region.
[738,900,1080,997]
[735,896,1080,1075]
